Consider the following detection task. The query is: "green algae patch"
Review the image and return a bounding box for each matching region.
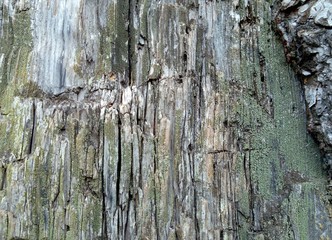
[234,1,329,237]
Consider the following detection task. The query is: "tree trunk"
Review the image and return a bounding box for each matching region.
[0,0,331,239]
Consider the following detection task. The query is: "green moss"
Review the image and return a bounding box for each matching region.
[96,5,114,78]
[133,0,151,84]
[0,8,33,94]
[91,201,103,233]
[113,1,130,74]
[139,0,151,36]
[97,1,130,77]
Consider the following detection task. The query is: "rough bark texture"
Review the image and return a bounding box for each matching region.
[274,0,332,182]
[0,0,331,239]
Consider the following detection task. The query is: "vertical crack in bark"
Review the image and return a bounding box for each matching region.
[243,152,249,189]
[286,214,297,239]
[125,110,134,239]
[127,0,133,86]
[169,87,175,237]
[116,111,122,208]
[28,100,36,155]
[0,166,6,191]
[247,141,253,194]
[152,83,160,240]
[230,158,239,239]
[101,110,108,239]
[6,212,9,239]
[51,186,58,239]
[192,76,200,240]
[0,3,3,37]
[124,154,133,239]
[193,157,199,239]
[63,205,67,240]
[139,78,150,191]
[247,145,256,232]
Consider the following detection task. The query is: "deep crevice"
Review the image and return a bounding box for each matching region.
[28,101,36,155]
[101,111,108,239]
[193,73,200,240]
[152,84,160,240]
[116,114,122,207]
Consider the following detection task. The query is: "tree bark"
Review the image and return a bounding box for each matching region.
[0,0,331,239]
[274,0,332,182]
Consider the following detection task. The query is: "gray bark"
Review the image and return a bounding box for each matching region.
[0,0,331,239]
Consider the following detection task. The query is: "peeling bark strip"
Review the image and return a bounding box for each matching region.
[0,0,332,239]
[274,0,332,182]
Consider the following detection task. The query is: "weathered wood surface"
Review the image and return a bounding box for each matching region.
[0,0,331,239]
